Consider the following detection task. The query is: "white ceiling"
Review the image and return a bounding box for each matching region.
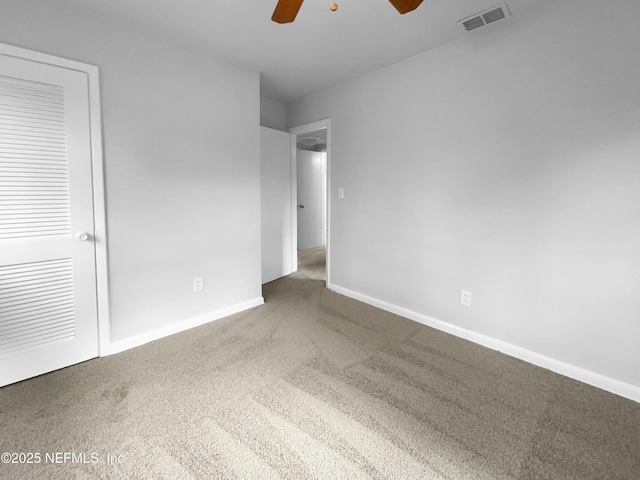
[49,0,548,103]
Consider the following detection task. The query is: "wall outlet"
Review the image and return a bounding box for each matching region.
[460,289,472,307]
[193,277,204,293]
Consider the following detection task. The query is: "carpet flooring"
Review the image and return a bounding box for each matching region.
[1,246,639,479]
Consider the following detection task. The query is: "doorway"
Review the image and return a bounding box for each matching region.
[290,120,331,285]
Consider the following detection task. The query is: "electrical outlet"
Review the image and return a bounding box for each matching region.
[193,277,204,293]
[460,289,472,307]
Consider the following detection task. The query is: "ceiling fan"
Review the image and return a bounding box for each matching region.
[272,0,424,24]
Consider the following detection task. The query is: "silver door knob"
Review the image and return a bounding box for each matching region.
[76,232,91,241]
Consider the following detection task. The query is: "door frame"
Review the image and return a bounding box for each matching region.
[0,42,111,355]
[289,119,331,285]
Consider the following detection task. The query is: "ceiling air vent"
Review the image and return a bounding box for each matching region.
[458,3,510,32]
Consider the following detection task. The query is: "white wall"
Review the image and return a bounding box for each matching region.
[261,127,293,284]
[0,0,262,346]
[260,97,288,131]
[289,0,640,394]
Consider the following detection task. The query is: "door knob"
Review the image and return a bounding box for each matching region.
[298,204,305,208]
[76,232,91,241]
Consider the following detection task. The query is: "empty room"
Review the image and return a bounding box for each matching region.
[1,0,639,478]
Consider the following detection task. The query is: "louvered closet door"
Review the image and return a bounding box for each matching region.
[0,54,98,387]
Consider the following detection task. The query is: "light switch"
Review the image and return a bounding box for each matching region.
[337,187,344,199]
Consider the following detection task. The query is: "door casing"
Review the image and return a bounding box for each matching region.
[0,42,110,355]
[289,119,331,285]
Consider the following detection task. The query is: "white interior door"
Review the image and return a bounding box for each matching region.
[0,53,99,386]
[260,127,293,284]
[297,150,324,250]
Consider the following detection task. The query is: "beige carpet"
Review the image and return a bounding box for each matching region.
[1,246,639,479]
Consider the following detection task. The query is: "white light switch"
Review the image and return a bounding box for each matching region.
[337,187,345,199]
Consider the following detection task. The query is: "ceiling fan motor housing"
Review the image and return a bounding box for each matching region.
[272,0,423,23]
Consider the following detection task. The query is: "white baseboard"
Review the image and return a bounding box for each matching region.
[109,297,264,355]
[327,282,640,404]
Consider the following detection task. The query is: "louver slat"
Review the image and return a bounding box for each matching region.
[0,75,70,241]
[0,258,75,358]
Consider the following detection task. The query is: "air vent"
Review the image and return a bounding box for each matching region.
[458,3,510,32]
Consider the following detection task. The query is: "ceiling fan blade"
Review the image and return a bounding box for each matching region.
[388,0,424,14]
[272,0,305,23]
